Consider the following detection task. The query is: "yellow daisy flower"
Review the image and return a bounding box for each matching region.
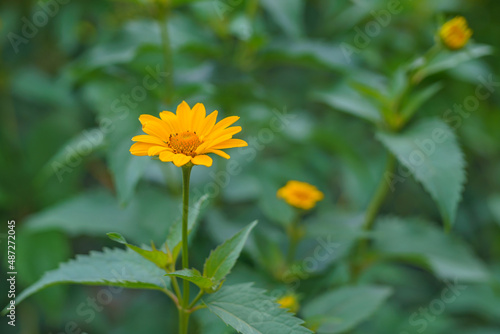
[277,294,299,313]
[130,101,247,167]
[439,16,472,50]
[277,180,324,210]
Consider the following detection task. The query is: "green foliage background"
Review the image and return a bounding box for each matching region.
[1,0,500,333]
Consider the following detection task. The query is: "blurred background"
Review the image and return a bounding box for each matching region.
[1,0,499,333]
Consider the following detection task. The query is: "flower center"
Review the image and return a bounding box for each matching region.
[293,190,311,201]
[449,26,465,40]
[168,131,202,156]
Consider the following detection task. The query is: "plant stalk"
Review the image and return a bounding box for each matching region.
[188,290,205,309]
[352,153,396,281]
[286,215,302,265]
[179,165,192,334]
[362,153,396,231]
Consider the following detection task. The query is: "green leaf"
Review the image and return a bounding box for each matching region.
[203,283,312,334]
[488,195,500,227]
[259,0,304,38]
[107,232,171,269]
[373,217,490,282]
[38,128,105,183]
[3,248,171,315]
[203,221,257,283]
[107,232,128,244]
[400,82,443,122]
[15,230,71,319]
[314,87,382,124]
[22,188,179,245]
[302,211,365,272]
[414,44,494,82]
[377,118,466,228]
[261,41,350,70]
[166,269,214,290]
[349,80,390,106]
[166,194,209,262]
[108,139,150,206]
[302,285,392,333]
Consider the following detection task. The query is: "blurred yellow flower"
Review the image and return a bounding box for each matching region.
[277,180,324,210]
[277,294,299,313]
[439,16,472,50]
[130,101,247,167]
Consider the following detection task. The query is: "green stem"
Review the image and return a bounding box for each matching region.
[158,6,174,104]
[164,288,179,306]
[171,275,182,302]
[362,153,396,231]
[179,165,192,334]
[286,215,302,265]
[410,43,442,85]
[188,290,204,309]
[351,153,396,281]
[178,310,185,334]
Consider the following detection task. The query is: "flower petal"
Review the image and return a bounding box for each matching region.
[206,126,242,140]
[139,115,170,141]
[198,110,218,138]
[148,146,171,156]
[173,153,192,167]
[132,135,166,145]
[211,138,248,150]
[200,133,234,151]
[208,149,230,159]
[130,142,154,156]
[192,155,213,167]
[159,151,175,162]
[159,111,181,133]
[211,116,239,134]
[176,101,192,131]
[191,103,206,134]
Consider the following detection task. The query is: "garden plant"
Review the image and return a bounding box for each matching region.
[1,0,500,334]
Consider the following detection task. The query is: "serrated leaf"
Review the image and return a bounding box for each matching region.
[203,221,257,282]
[203,283,312,334]
[377,118,466,228]
[107,232,171,269]
[3,248,171,315]
[302,285,392,333]
[373,216,489,282]
[15,230,71,319]
[166,269,214,290]
[166,194,208,262]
